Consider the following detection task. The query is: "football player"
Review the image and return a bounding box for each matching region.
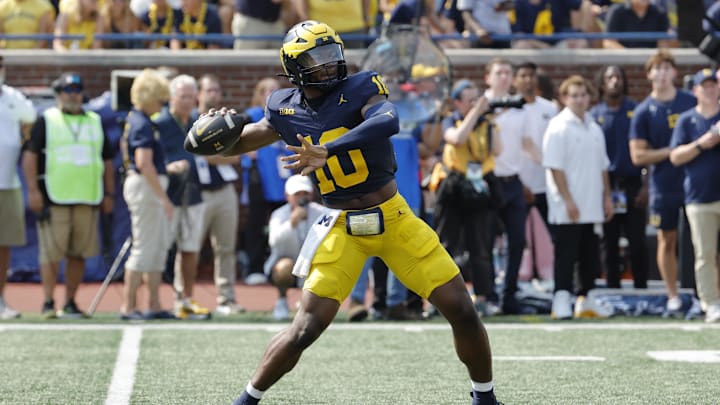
[213,21,499,405]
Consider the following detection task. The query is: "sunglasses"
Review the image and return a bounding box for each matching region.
[62,85,83,94]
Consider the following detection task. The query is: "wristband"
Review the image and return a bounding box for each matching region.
[695,142,704,153]
[104,192,115,198]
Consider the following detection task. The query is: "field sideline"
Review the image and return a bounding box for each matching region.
[2,321,719,405]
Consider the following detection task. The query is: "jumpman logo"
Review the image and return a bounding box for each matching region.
[338,94,348,105]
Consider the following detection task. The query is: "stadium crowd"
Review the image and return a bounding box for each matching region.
[1,2,720,324]
[0,0,715,50]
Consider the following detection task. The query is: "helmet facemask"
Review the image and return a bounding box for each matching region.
[294,43,347,91]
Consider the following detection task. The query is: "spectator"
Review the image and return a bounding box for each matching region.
[139,0,182,49]
[209,0,234,36]
[264,174,324,320]
[432,78,500,316]
[241,77,289,286]
[100,0,143,49]
[119,68,174,320]
[0,0,55,49]
[53,0,105,50]
[387,0,465,48]
[516,61,557,223]
[171,0,223,49]
[629,50,696,316]
[0,56,37,319]
[155,74,211,320]
[603,0,674,49]
[591,64,649,289]
[484,58,529,314]
[510,0,553,49]
[293,0,369,48]
[458,0,512,48]
[232,0,289,50]
[543,75,613,319]
[22,72,115,319]
[669,68,720,323]
[195,73,245,316]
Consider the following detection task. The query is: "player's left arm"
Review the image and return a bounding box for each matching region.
[324,94,399,156]
[282,94,399,175]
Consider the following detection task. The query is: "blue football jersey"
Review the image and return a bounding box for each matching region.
[266,71,398,205]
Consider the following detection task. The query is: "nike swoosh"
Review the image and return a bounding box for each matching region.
[195,119,213,136]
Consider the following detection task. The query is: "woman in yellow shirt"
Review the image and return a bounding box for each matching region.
[53,0,105,50]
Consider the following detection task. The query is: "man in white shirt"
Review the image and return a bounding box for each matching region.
[264,174,325,320]
[543,75,614,320]
[516,62,558,223]
[0,56,37,319]
[484,58,529,314]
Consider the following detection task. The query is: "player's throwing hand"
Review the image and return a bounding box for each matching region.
[282,134,328,175]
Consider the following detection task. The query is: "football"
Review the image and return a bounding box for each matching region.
[184,112,249,156]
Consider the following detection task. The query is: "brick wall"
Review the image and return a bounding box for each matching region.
[1,48,712,107]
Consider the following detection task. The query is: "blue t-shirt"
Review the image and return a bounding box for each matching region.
[241,105,290,203]
[551,0,582,33]
[629,90,696,205]
[670,109,720,204]
[154,107,202,206]
[125,109,166,175]
[266,71,397,205]
[391,127,421,211]
[512,0,551,34]
[591,97,640,177]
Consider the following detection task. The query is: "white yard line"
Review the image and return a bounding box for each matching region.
[495,355,605,361]
[1,322,719,332]
[105,327,142,405]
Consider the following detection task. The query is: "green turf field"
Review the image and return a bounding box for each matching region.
[1,319,719,404]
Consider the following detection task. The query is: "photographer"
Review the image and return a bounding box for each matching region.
[669,69,720,323]
[431,78,502,316]
[264,175,324,320]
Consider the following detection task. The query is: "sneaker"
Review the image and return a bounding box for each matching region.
[119,311,145,321]
[574,295,613,319]
[471,390,503,405]
[347,300,368,322]
[175,299,211,320]
[41,299,57,319]
[0,297,20,320]
[143,310,176,320]
[59,299,87,319]
[705,304,720,323]
[663,296,683,318]
[551,290,573,320]
[385,304,423,321]
[245,273,268,286]
[232,390,260,405]
[215,300,246,316]
[273,297,290,321]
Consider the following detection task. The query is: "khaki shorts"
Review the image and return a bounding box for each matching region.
[123,173,170,272]
[169,202,206,253]
[36,205,99,264]
[0,188,26,246]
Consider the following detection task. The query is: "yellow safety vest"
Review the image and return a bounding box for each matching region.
[44,107,104,204]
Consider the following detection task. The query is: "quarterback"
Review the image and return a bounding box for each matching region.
[205,21,500,405]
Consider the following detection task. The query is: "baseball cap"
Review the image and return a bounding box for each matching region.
[693,68,717,86]
[284,174,313,195]
[53,72,84,93]
[451,79,474,100]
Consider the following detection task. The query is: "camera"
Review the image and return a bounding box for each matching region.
[298,197,310,207]
[488,95,526,110]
